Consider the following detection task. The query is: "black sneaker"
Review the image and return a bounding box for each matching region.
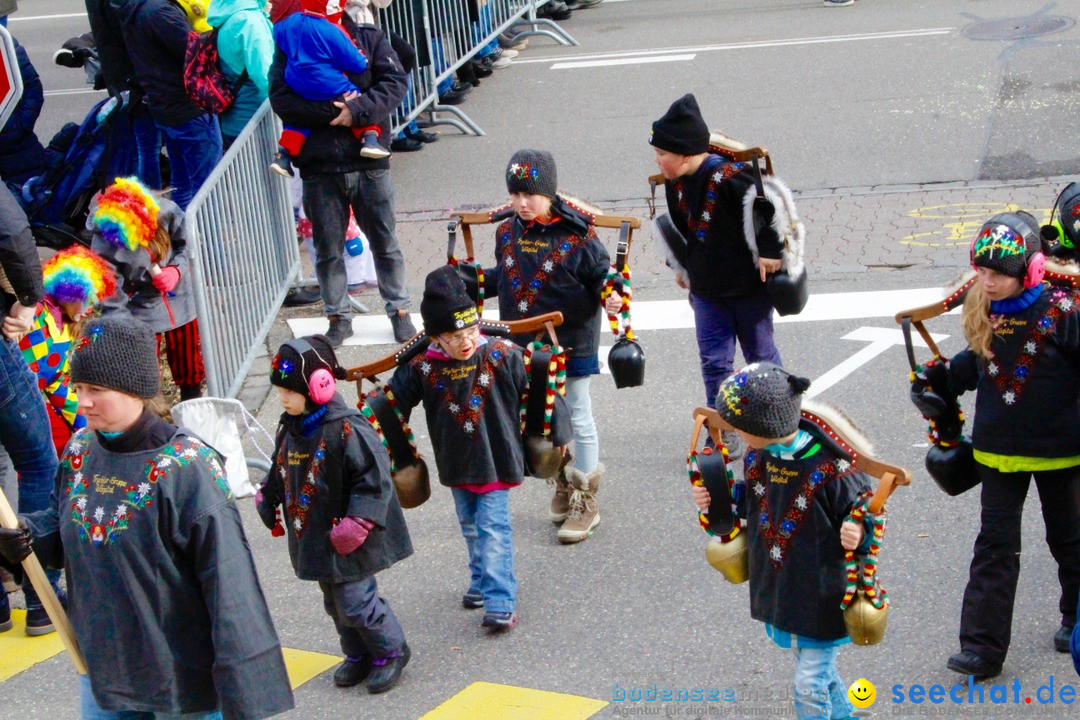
[538,1,572,20]
[25,606,56,637]
[481,611,518,631]
[269,151,295,178]
[462,588,484,609]
[283,286,322,307]
[325,316,355,348]
[470,60,493,78]
[438,87,469,105]
[390,311,417,344]
[390,137,423,153]
[366,643,410,694]
[1054,625,1073,653]
[405,127,439,144]
[946,650,1001,680]
[0,594,11,633]
[333,656,371,687]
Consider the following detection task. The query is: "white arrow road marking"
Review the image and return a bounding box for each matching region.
[805,326,949,399]
[551,55,696,70]
[286,287,960,346]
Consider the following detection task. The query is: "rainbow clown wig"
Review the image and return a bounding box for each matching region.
[92,177,160,257]
[43,245,117,309]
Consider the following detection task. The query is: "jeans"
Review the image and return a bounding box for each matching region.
[0,339,59,610]
[79,675,223,720]
[564,376,599,473]
[791,646,855,719]
[451,488,516,613]
[960,464,1080,665]
[691,289,782,409]
[319,576,406,660]
[302,170,410,320]
[131,107,163,190]
[156,114,222,210]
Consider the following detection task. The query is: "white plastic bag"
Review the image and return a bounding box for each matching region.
[172,398,273,498]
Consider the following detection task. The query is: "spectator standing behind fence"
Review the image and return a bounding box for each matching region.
[90,178,205,401]
[270,8,417,347]
[0,315,295,719]
[111,0,223,208]
[270,0,389,179]
[0,36,48,198]
[208,0,275,150]
[0,180,62,637]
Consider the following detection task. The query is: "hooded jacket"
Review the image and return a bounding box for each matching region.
[272,1,369,102]
[0,39,47,187]
[208,0,275,139]
[269,13,406,174]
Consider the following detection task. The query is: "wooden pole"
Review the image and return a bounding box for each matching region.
[0,487,87,674]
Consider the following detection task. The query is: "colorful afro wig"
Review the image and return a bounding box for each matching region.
[43,245,118,310]
[92,177,160,257]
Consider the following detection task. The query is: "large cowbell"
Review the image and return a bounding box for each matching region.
[522,344,564,479]
[608,335,644,388]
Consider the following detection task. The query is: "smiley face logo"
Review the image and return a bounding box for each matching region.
[848,678,876,709]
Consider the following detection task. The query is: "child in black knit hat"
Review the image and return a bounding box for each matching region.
[485,148,622,545]
[258,333,414,693]
[651,94,787,458]
[388,266,570,630]
[691,362,873,720]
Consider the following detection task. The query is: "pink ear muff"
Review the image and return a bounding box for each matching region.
[308,367,337,404]
[1024,251,1046,289]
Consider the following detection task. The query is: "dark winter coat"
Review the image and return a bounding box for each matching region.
[0,39,47,187]
[268,14,406,175]
[388,338,571,486]
[665,154,783,300]
[113,0,207,126]
[86,0,139,95]
[945,285,1080,459]
[261,394,414,582]
[485,198,611,365]
[22,410,295,719]
[0,181,44,315]
[739,435,872,641]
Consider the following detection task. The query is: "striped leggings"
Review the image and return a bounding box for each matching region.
[158,318,205,388]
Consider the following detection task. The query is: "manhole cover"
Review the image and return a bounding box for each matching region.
[961,15,1074,41]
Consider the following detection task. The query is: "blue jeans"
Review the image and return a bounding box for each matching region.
[0,339,59,610]
[79,675,223,719]
[564,376,598,473]
[131,106,163,190]
[691,289,782,409]
[451,488,516,613]
[302,170,410,320]
[791,646,855,719]
[156,114,222,210]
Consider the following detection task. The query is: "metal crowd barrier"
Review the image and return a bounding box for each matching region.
[380,0,576,137]
[184,100,299,399]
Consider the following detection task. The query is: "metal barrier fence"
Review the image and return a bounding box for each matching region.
[184,100,298,399]
[381,0,576,137]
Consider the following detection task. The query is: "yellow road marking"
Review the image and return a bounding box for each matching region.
[281,647,341,690]
[0,609,65,681]
[419,681,608,720]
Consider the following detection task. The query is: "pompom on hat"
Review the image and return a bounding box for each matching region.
[42,245,117,310]
[715,362,810,440]
[650,93,711,156]
[70,315,161,398]
[506,149,557,198]
[92,177,160,258]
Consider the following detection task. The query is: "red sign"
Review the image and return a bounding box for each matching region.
[0,25,24,130]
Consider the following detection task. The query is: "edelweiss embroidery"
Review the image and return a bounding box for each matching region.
[498,218,588,317]
[280,437,328,538]
[414,339,512,435]
[675,161,748,242]
[989,288,1080,405]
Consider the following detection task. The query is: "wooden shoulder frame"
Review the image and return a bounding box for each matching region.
[893,271,976,369]
[345,311,565,387]
[691,405,911,515]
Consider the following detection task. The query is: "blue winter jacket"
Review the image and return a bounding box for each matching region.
[208,0,274,139]
[0,38,47,187]
[272,11,368,101]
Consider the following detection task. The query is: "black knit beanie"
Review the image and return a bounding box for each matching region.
[1055,182,1080,247]
[650,94,711,156]
[421,266,479,336]
[270,334,345,401]
[70,315,161,398]
[715,362,810,439]
[970,212,1039,279]
[506,149,557,197]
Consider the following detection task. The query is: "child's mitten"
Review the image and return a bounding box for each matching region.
[152,265,180,293]
[255,487,284,536]
[329,517,374,555]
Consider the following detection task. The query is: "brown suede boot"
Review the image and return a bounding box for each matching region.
[557,464,602,544]
[549,472,571,524]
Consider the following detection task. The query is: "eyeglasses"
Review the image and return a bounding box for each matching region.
[439,326,480,347]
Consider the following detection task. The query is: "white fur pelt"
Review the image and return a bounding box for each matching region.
[741,175,806,278]
[801,398,874,458]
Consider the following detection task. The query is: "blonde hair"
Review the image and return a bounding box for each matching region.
[961,280,995,359]
[147,224,172,267]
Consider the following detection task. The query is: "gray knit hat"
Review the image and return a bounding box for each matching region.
[715,362,810,439]
[506,149,557,197]
[70,315,161,398]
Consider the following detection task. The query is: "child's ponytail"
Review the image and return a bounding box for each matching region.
[961,280,994,359]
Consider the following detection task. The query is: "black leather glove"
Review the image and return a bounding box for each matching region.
[0,517,33,565]
[752,195,776,226]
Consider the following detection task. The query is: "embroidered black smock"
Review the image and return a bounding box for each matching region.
[664,154,783,300]
[260,394,414,582]
[22,409,294,719]
[388,338,571,486]
[945,284,1080,459]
